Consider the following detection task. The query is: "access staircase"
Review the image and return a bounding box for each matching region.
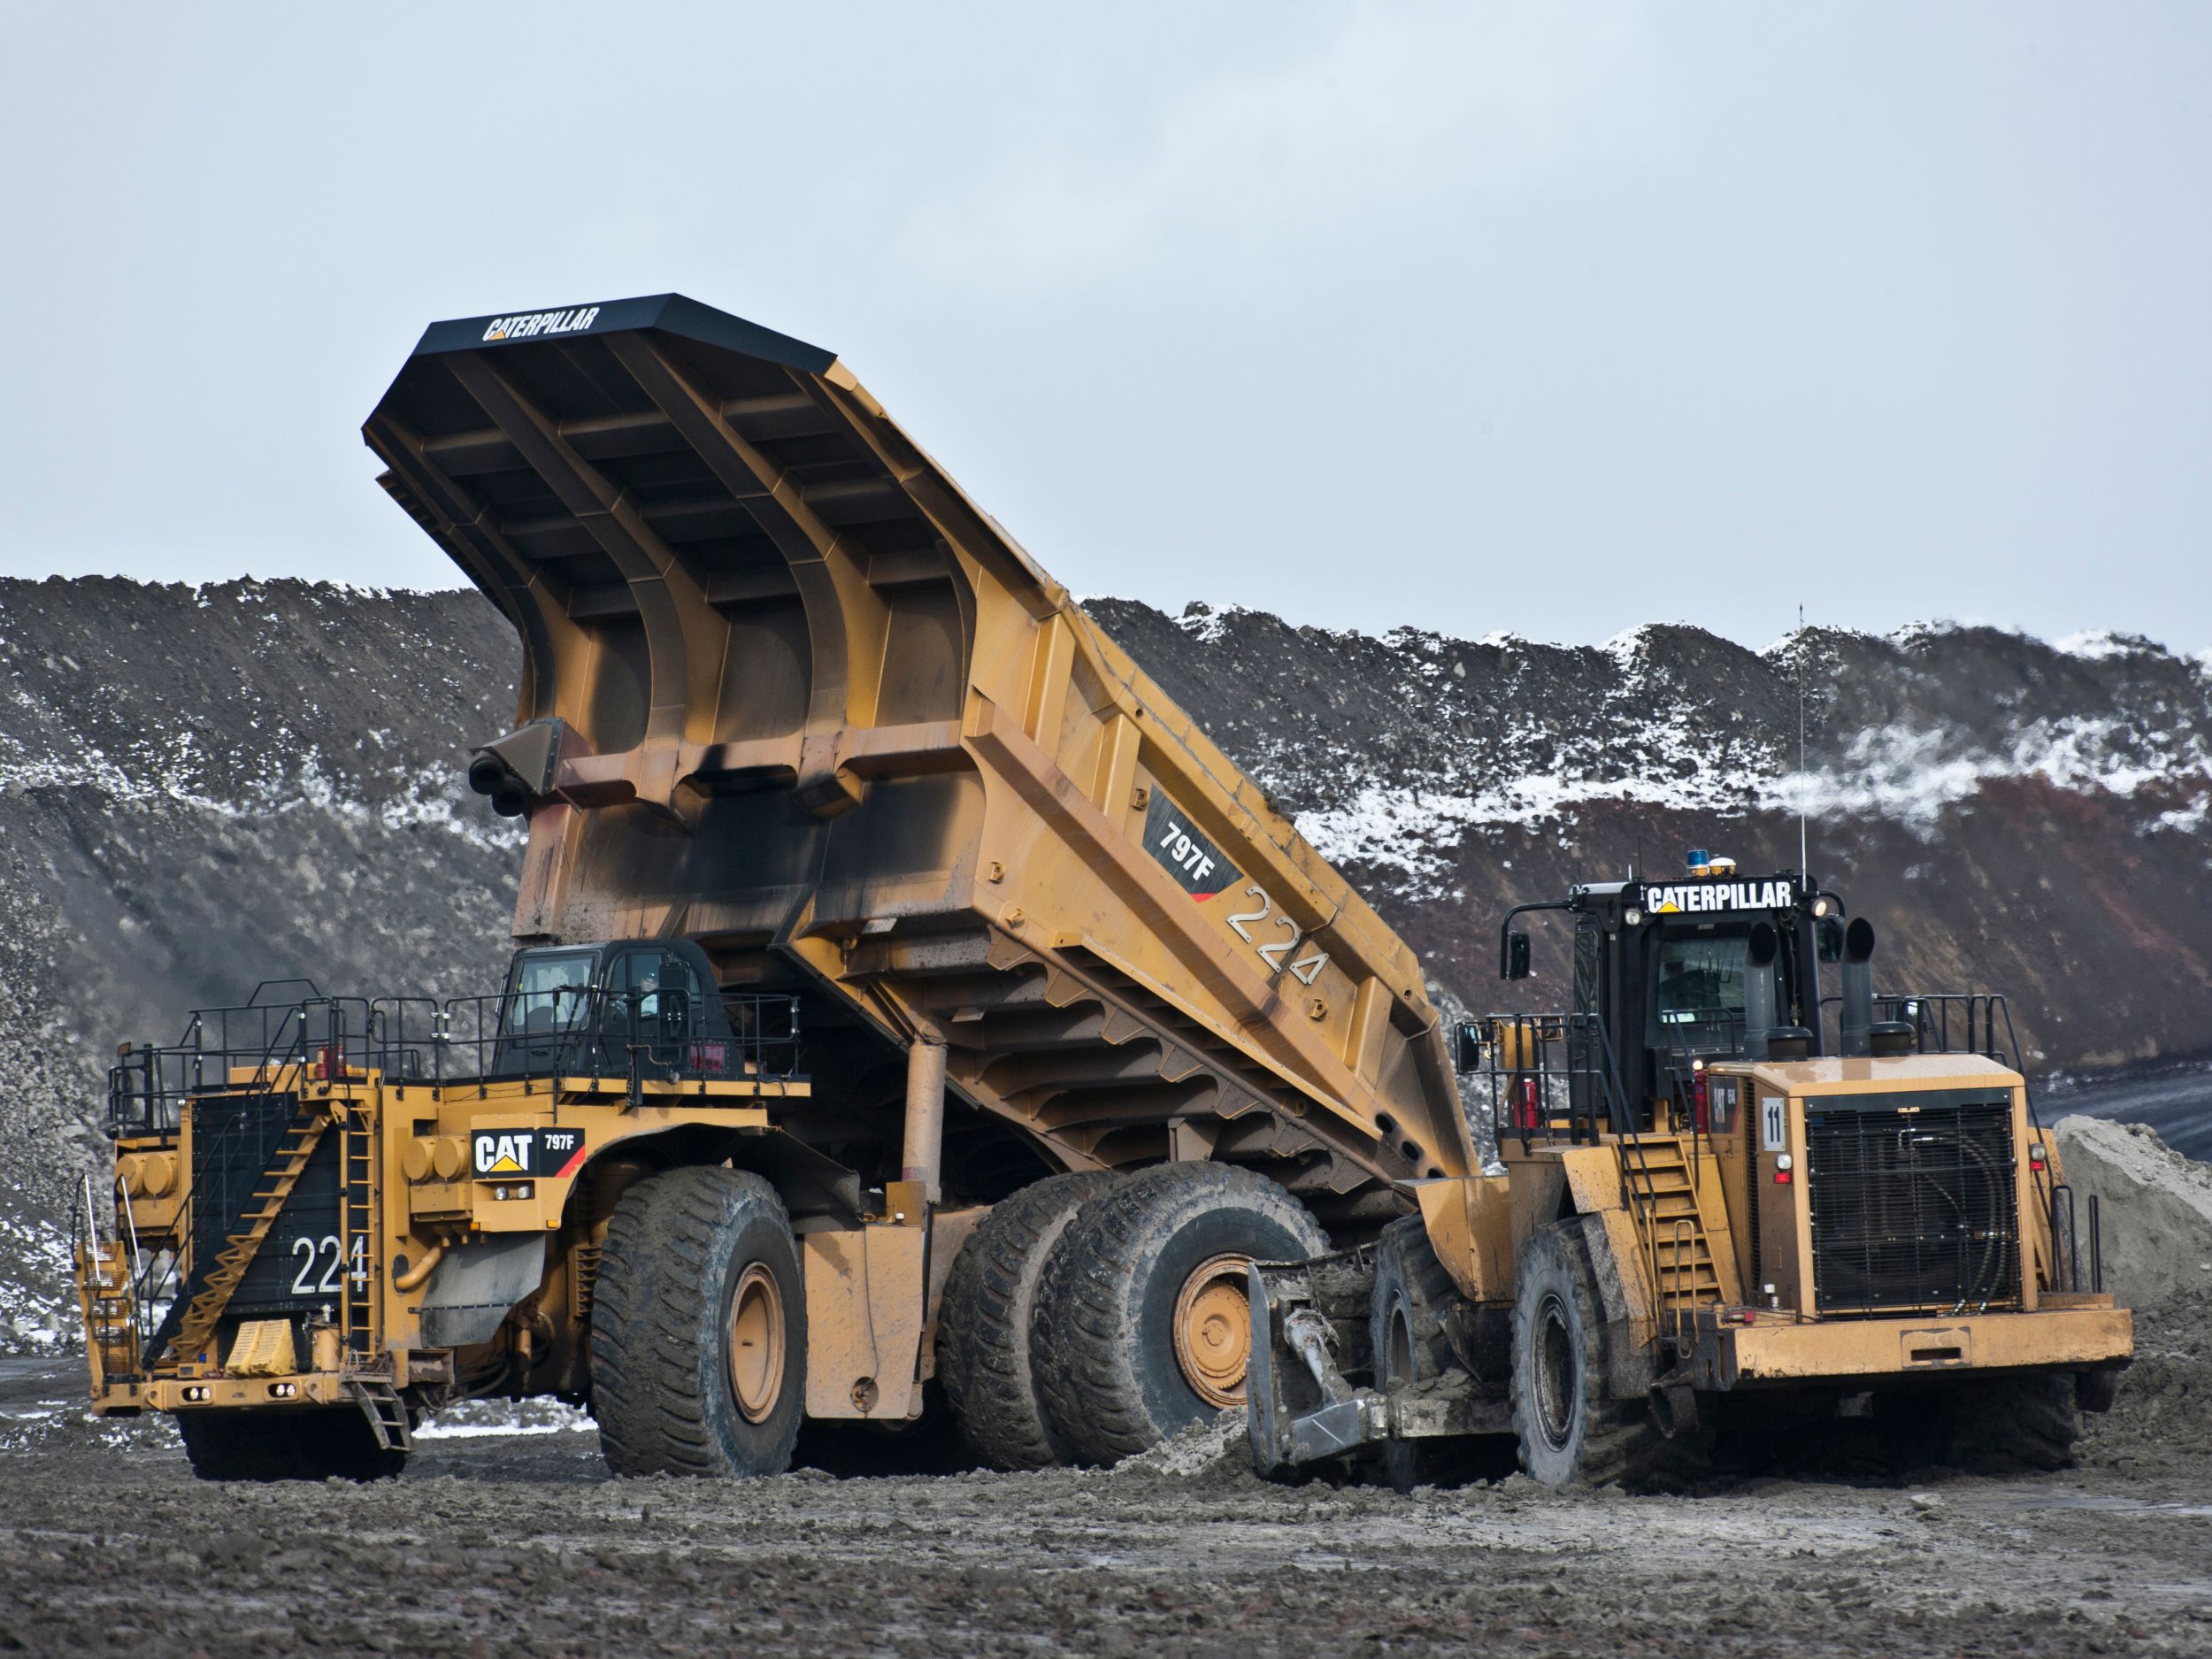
[152,1101,330,1366]
[1618,1135,1724,1341]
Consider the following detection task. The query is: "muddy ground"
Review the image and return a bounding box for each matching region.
[3,1299,2208,1659]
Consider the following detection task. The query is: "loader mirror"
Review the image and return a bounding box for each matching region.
[1505,932,1531,981]
[1817,918,1844,963]
[1453,1020,1483,1073]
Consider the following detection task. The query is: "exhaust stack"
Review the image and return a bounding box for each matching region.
[1742,922,1779,1060]
[1840,917,1877,1057]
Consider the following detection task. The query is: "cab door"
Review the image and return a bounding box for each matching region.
[602,948,702,1071]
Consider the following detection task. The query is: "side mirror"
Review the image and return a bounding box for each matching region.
[1504,931,1532,981]
[1453,1020,1483,1073]
[1816,918,1844,963]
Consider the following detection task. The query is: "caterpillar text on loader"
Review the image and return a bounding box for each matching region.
[76,295,1479,1479]
[1246,852,2134,1488]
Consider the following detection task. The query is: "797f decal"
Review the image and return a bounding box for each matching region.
[1144,789,1328,987]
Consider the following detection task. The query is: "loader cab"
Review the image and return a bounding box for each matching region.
[1488,854,1844,1137]
[488,938,733,1079]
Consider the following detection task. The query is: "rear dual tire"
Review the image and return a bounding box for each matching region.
[937,1170,1122,1470]
[179,1407,406,1482]
[1032,1163,1329,1466]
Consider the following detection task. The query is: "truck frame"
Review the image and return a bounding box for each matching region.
[76,295,1478,1479]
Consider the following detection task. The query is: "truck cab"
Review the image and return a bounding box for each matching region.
[488,939,777,1079]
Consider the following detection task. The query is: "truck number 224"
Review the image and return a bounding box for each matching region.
[289,1234,369,1297]
[1223,885,1329,986]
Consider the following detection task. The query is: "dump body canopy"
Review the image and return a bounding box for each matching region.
[365,295,1471,1223]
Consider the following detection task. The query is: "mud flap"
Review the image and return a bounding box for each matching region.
[418,1235,546,1348]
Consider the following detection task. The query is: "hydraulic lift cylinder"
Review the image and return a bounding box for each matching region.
[902,1038,948,1202]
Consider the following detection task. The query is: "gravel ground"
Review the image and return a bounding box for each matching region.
[2,1340,2208,1659]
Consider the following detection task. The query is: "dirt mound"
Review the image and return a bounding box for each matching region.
[2049,1116,2212,1303]
[1110,1408,1252,1484]
[2081,1286,2212,1473]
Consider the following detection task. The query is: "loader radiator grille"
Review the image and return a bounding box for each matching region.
[1805,1092,2020,1314]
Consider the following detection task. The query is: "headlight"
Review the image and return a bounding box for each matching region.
[1624,906,1645,927]
[1809,895,1837,918]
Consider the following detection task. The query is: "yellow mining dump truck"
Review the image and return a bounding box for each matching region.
[75,295,1478,1479]
[1248,858,2134,1487]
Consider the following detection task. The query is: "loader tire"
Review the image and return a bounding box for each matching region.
[1033,1163,1328,1466]
[1939,1373,2082,1472]
[938,1170,1123,1469]
[590,1166,805,1479]
[1371,1215,1500,1492]
[1509,1218,1706,1490]
[179,1407,406,1482]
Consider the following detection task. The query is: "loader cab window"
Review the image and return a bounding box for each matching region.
[1654,927,1761,1055]
[1657,932,1747,1024]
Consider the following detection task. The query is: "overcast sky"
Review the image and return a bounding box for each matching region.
[2,3,2205,654]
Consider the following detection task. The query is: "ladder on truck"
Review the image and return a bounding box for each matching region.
[1618,1135,1724,1344]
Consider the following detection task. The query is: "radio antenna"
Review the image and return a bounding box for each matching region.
[1796,603,1809,877]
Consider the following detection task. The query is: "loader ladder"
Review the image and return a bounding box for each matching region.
[156,1099,330,1366]
[1617,1135,1722,1343]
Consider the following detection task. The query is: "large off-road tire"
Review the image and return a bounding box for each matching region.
[178,1407,406,1482]
[590,1166,806,1478]
[938,1170,1123,1469]
[1371,1215,1506,1492]
[1033,1163,1329,1466]
[1939,1373,2082,1472]
[1509,1218,1707,1489]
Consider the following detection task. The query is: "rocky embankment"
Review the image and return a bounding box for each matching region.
[2,576,2209,1346]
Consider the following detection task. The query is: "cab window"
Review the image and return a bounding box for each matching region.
[1656,932,1748,1026]
[503,951,595,1033]
[605,950,701,1018]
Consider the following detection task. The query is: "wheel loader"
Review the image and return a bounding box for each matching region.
[1245,854,2134,1487]
[75,295,1468,1479]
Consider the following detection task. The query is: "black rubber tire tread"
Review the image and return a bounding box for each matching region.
[1032,1162,1329,1467]
[179,1408,406,1482]
[1940,1372,2081,1472]
[1371,1214,1492,1492]
[1509,1217,1708,1491]
[938,1170,1123,1470]
[589,1165,805,1479]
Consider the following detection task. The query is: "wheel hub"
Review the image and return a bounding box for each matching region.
[726,1261,786,1424]
[1171,1254,1253,1408]
[1533,1291,1577,1450]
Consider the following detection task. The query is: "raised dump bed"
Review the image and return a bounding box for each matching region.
[364,294,1474,1226]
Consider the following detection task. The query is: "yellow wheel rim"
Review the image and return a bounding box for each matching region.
[726,1262,785,1424]
[1171,1254,1254,1408]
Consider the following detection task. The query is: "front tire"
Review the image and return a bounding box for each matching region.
[1371,1215,1499,1492]
[1033,1163,1328,1465]
[590,1166,806,1478]
[1509,1218,1705,1489]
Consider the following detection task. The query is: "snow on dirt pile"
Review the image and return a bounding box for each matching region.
[2049,1117,2212,1304]
[0,576,523,1352]
[1087,599,2212,1075]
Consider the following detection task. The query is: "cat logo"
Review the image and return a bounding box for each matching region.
[481,305,601,342]
[472,1131,537,1178]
